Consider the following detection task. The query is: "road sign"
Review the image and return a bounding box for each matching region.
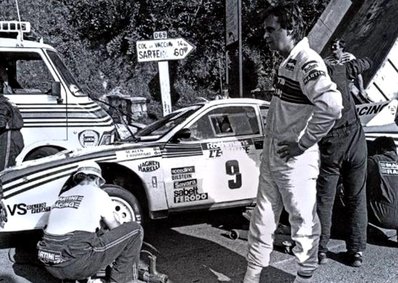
[136,38,195,62]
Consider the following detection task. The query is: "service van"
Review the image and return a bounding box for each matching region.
[0,21,115,162]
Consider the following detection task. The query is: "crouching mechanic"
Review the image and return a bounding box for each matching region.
[37,161,144,283]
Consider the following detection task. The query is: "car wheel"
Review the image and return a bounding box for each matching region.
[103,184,143,225]
[25,147,61,161]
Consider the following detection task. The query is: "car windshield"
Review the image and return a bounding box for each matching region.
[136,105,202,138]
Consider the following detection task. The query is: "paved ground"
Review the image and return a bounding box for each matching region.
[0,208,397,283]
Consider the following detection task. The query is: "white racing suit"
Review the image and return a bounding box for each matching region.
[247,38,343,278]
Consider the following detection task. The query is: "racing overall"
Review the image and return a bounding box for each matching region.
[247,38,343,278]
[367,150,398,229]
[0,95,24,171]
[316,59,371,255]
[37,183,143,283]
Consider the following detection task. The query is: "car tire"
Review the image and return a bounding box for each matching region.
[25,147,61,161]
[103,184,143,225]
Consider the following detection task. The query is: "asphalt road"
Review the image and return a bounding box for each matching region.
[0,208,397,283]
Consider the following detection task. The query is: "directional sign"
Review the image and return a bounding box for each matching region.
[136,38,195,62]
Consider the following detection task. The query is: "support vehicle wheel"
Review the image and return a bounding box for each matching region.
[25,147,61,161]
[103,184,143,225]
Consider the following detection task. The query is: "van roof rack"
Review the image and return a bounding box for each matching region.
[0,21,31,43]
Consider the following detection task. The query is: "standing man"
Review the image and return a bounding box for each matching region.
[324,39,369,103]
[0,68,24,170]
[37,161,143,283]
[244,4,343,283]
[316,58,372,267]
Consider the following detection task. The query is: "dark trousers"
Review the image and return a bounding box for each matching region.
[38,222,143,283]
[316,122,368,253]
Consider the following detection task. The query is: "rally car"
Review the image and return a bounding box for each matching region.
[0,98,269,232]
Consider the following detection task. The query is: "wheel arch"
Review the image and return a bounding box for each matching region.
[24,145,65,161]
[99,162,150,220]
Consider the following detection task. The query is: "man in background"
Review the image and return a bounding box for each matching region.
[324,39,370,104]
[367,136,398,232]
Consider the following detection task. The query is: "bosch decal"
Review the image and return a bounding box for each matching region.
[7,202,51,216]
[138,161,160,172]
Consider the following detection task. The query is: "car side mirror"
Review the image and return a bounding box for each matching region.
[171,128,191,143]
[51,81,63,104]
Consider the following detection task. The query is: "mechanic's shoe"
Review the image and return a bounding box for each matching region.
[347,252,363,267]
[318,252,328,265]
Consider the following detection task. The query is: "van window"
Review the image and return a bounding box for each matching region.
[0,51,55,94]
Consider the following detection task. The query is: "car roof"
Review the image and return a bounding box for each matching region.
[196,97,269,107]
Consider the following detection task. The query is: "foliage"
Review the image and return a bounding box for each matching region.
[0,0,330,120]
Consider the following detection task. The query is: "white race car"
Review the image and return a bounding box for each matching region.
[1,97,397,234]
[0,98,269,232]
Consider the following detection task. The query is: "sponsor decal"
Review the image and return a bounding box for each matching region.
[38,250,65,264]
[173,187,208,203]
[379,161,398,175]
[78,130,99,147]
[301,60,318,73]
[7,202,51,216]
[120,148,160,159]
[303,70,325,85]
[138,160,160,172]
[171,166,195,175]
[285,59,296,71]
[53,195,83,209]
[356,103,388,116]
[173,179,197,189]
[203,140,250,158]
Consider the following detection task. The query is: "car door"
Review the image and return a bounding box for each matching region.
[163,103,264,210]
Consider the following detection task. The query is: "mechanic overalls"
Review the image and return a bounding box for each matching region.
[317,60,369,255]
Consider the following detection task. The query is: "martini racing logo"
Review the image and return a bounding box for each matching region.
[138,161,160,172]
[303,70,325,85]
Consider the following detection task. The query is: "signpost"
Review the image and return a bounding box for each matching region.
[136,38,194,63]
[136,36,195,116]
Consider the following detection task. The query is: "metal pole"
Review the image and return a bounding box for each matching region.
[238,0,243,97]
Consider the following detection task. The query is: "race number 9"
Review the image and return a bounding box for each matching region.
[225,160,242,189]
